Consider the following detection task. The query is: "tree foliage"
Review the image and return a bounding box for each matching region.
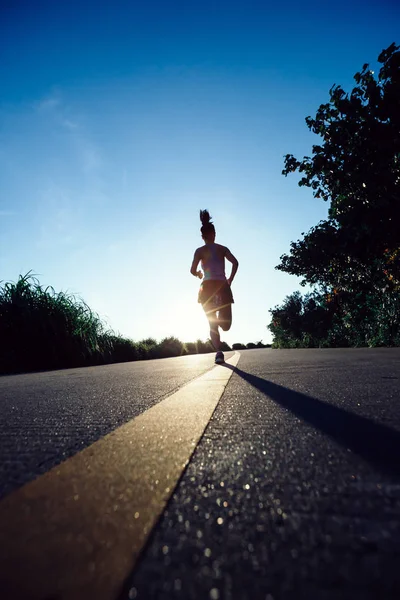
[268,289,400,348]
[279,43,400,292]
[269,291,334,348]
[269,44,400,348]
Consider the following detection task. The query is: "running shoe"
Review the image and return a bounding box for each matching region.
[215,351,225,364]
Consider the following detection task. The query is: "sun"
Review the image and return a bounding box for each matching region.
[167,293,208,342]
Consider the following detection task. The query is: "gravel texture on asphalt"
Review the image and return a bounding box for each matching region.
[0,353,228,499]
[125,348,400,600]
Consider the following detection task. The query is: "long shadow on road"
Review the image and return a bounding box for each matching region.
[223,364,400,478]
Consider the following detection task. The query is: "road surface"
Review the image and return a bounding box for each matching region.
[0,348,399,599]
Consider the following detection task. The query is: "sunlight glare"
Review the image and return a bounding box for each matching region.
[167,293,208,342]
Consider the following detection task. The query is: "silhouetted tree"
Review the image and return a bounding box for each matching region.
[278,43,400,294]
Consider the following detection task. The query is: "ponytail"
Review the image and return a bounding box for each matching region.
[200,209,212,226]
[199,209,215,239]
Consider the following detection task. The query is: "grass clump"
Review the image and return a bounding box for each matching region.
[0,273,114,373]
[0,273,226,374]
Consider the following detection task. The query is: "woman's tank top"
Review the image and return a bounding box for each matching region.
[201,243,226,281]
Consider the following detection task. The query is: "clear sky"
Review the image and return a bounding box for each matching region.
[1,0,399,346]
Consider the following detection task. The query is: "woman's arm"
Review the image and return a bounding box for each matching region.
[225,248,239,286]
[190,248,203,278]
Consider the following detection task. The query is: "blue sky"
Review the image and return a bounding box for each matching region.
[1,0,399,345]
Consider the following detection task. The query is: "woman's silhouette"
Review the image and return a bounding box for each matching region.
[190,210,239,364]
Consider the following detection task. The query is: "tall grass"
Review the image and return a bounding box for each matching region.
[0,273,233,374]
[1,273,111,372]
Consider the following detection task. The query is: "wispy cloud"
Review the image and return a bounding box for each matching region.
[36,91,102,176]
[26,89,109,256]
[61,119,79,130]
[37,95,61,112]
[32,90,108,253]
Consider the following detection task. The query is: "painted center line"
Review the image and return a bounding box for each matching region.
[0,352,240,600]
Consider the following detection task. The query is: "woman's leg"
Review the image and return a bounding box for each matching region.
[218,304,232,332]
[206,309,221,350]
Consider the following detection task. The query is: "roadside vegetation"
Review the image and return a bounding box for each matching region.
[269,43,400,348]
[0,273,267,375]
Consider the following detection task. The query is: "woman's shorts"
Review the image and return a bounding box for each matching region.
[198,279,234,312]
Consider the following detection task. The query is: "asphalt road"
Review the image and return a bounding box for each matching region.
[0,353,232,499]
[126,348,400,600]
[1,348,400,599]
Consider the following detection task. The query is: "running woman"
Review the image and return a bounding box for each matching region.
[190,209,239,364]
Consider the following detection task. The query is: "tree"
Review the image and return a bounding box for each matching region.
[268,287,400,348]
[232,343,246,350]
[278,43,400,292]
[268,291,337,348]
[157,336,185,358]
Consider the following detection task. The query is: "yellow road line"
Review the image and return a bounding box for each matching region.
[0,352,240,600]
